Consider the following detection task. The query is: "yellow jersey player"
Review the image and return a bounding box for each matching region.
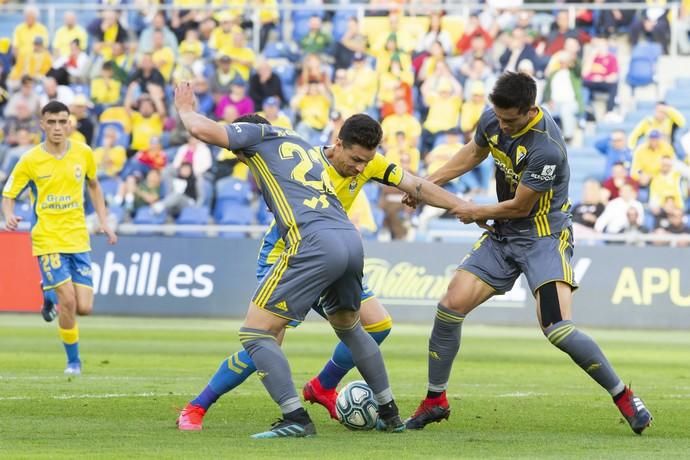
[2,101,117,375]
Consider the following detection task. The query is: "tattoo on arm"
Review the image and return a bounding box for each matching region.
[415,182,423,202]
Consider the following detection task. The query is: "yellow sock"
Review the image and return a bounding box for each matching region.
[58,324,79,345]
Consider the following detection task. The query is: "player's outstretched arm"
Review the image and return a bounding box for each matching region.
[454,182,542,224]
[1,197,21,231]
[86,178,118,244]
[174,81,229,148]
[397,173,467,213]
[427,138,490,187]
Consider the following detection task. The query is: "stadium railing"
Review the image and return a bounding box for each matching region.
[0,2,683,58]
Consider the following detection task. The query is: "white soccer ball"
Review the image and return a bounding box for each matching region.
[335,380,379,430]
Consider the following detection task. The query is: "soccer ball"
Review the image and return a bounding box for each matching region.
[335,380,379,430]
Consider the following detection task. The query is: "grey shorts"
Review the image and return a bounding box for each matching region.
[458,228,578,294]
[252,228,364,322]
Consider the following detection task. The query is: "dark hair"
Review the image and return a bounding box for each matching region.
[41,101,70,116]
[338,113,382,150]
[102,61,114,71]
[234,113,271,125]
[489,71,537,114]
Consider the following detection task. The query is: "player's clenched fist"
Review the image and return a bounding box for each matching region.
[4,214,22,231]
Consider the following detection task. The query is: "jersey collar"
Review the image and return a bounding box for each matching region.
[511,108,543,139]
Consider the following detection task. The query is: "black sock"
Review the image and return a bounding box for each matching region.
[426,390,444,399]
[284,407,311,425]
[378,400,399,419]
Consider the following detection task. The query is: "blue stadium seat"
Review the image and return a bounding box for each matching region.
[176,206,211,237]
[215,177,252,204]
[292,17,312,43]
[219,202,255,238]
[94,122,130,148]
[99,177,121,201]
[108,204,126,224]
[256,202,274,225]
[133,206,167,227]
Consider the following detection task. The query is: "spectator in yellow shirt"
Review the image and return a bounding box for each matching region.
[223,27,256,81]
[331,69,367,119]
[291,81,331,143]
[628,102,686,149]
[385,131,421,174]
[257,0,279,50]
[178,29,204,60]
[381,98,422,149]
[460,81,487,141]
[420,75,462,154]
[377,58,414,109]
[208,13,235,53]
[346,53,378,110]
[91,61,122,107]
[631,130,676,186]
[8,37,52,90]
[151,30,176,82]
[125,88,165,154]
[93,127,127,178]
[11,6,49,57]
[258,97,293,130]
[649,155,685,211]
[52,11,88,59]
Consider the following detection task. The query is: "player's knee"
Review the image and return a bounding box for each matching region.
[57,290,77,312]
[328,310,360,330]
[538,282,563,330]
[77,303,93,316]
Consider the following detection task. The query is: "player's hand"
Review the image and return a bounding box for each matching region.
[4,214,21,231]
[476,220,495,233]
[174,81,196,112]
[402,193,419,209]
[99,224,118,245]
[451,201,478,225]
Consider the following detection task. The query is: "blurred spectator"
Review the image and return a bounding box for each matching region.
[173,134,212,178]
[628,102,686,149]
[177,29,205,62]
[460,81,488,141]
[385,131,420,175]
[381,99,421,150]
[595,130,633,178]
[224,27,256,82]
[331,69,365,119]
[544,11,589,57]
[50,39,89,84]
[595,183,645,234]
[70,94,95,145]
[210,53,240,102]
[457,33,495,80]
[299,15,332,55]
[602,162,639,201]
[618,206,649,245]
[215,79,254,119]
[291,81,330,144]
[572,179,606,237]
[630,130,675,187]
[151,30,176,82]
[499,27,538,73]
[39,76,75,108]
[0,128,34,178]
[375,35,412,76]
[256,0,279,51]
[417,41,447,84]
[8,37,52,90]
[191,76,215,117]
[139,11,179,55]
[248,58,285,108]
[152,162,201,217]
[128,53,166,96]
[679,0,690,55]
[417,11,452,55]
[4,76,40,118]
[630,2,671,53]
[172,40,205,85]
[116,168,162,217]
[12,6,49,57]
[297,53,330,88]
[258,97,292,129]
[649,155,685,212]
[90,61,122,107]
[93,126,127,178]
[461,57,496,101]
[334,17,368,70]
[346,52,377,111]
[593,0,637,37]
[653,201,690,246]
[517,59,543,104]
[169,1,207,42]
[88,9,128,61]
[125,90,166,155]
[125,136,168,178]
[320,110,345,146]
[420,77,462,154]
[455,14,493,56]
[3,100,40,146]
[208,12,235,53]
[371,11,416,55]
[377,58,414,113]
[543,50,583,143]
[582,35,619,117]
[52,12,88,60]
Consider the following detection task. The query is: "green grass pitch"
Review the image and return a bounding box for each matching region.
[1,314,689,459]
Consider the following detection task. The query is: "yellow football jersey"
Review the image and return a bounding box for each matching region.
[2,142,96,256]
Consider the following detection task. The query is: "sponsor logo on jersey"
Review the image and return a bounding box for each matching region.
[530,164,556,182]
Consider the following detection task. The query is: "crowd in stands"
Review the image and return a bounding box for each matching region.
[0,0,689,243]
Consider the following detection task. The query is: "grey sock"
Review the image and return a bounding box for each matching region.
[239,327,302,414]
[428,304,465,392]
[333,320,393,405]
[544,320,625,396]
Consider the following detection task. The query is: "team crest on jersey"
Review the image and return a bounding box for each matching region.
[274,300,288,311]
[489,134,499,145]
[349,177,358,193]
[74,165,83,180]
[516,145,527,165]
